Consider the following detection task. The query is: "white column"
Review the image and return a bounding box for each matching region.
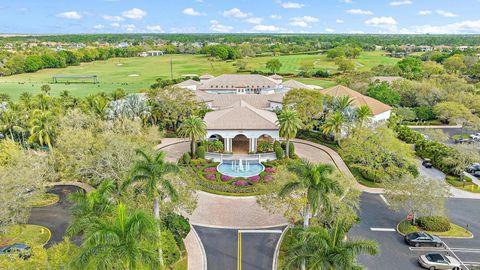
[248,138,253,153]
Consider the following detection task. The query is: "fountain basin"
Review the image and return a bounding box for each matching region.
[217,160,265,178]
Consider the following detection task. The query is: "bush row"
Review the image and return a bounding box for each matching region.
[417,216,451,232]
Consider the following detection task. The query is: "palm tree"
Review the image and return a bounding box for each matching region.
[29,109,56,149]
[280,160,342,228]
[123,149,179,267]
[177,116,207,158]
[355,105,373,128]
[0,109,23,141]
[67,180,116,236]
[333,96,354,112]
[321,112,345,142]
[282,221,378,270]
[73,203,160,270]
[277,110,302,159]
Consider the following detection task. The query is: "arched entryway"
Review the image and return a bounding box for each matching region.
[208,134,224,153]
[232,134,249,154]
[257,134,274,153]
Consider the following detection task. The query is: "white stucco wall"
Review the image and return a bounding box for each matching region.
[371,110,391,122]
[206,129,279,140]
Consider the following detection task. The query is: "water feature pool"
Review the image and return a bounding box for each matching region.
[217,160,265,178]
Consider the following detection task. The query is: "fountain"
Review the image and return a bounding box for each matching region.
[218,159,265,178]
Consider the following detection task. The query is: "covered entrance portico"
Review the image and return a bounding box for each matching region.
[207,130,279,154]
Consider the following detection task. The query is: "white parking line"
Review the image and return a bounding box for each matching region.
[370,228,396,232]
[237,230,283,234]
[444,242,470,270]
[379,195,390,206]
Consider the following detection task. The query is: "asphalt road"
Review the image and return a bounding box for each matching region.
[351,193,480,270]
[28,185,82,247]
[194,225,286,270]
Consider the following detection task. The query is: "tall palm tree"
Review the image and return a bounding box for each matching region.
[73,203,160,270]
[0,109,23,141]
[321,112,345,142]
[333,96,354,113]
[355,105,373,128]
[277,110,302,159]
[29,109,56,149]
[178,116,207,158]
[282,221,378,270]
[123,149,179,267]
[279,160,342,228]
[67,180,116,236]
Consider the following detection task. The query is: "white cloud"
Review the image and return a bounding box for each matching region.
[270,14,282,20]
[122,8,147,19]
[110,23,120,28]
[146,25,164,32]
[93,24,104,30]
[341,0,353,3]
[436,10,458,18]
[325,28,335,32]
[346,9,373,15]
[252,25,282,31]
[209,20,233,32]
[57,11,82,20]
[289,16,319,28]
[103,15,124,22]
[389,0,412,6]
[280,2,305,9]
[400,20,480,34]
[182,8,205,16]
[336,19,344,23]
[418,10,432,15]
[195,0,204,2]
[245,17,263,24]
[365,16,398,27]
[122,24,136,32]
[222,8,250,18]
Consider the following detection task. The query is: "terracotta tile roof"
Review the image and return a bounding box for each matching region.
[204,100,278,130]
[370,76,402,84]
[320,85,392,115]
[195,91,285,109]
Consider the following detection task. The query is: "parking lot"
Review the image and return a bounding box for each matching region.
[351,194,480,270]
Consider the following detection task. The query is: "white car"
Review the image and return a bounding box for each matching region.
[470,133,480,141]
[418,253,461,270]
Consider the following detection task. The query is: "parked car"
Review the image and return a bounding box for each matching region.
[473,171,480,178]
[0,243,31,259]
[466,163,480,173]
[454,138,474,144]
[470,134,480,141]
[422,158,433,169]
[405,232,443,247]
[418,253,461,270]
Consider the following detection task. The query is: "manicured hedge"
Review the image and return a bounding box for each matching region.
[417,216,451,232]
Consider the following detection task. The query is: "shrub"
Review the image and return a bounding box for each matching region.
[161,230,180,266]
[196,146,206,159]
[221,175,233,182]
[264,175,273,182]
[273,140,281,149]
[204,167,217,173]
[417,216,451,232]
[162,213,190,245]
[207,140,224,152]
[181,152,191,165]
[233,180,250,186]
[257,141,273,153]
[191,158,207,166]
[265,167,275,173]
[274,145,284,159]
[248,175,261,183]
[288,142,295,158]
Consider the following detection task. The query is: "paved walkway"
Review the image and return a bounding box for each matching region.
[409,125,462,129]
[45,181,94,192]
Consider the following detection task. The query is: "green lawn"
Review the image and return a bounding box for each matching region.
[0,51,397,99]
[0,224,51,247]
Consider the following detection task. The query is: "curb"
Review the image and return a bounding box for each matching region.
[191,222,290,230]
[272,225,291,270]
[190,225,207,270]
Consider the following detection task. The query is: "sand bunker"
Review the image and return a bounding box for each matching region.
[128,74,140,77]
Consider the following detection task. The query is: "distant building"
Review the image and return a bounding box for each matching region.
[138,50,164,57]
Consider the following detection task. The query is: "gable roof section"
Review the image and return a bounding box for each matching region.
[174,79,201,88]
[198,74,278,90]
[320,85,392,115]
[195,91,285,109]
[204,100,278,130]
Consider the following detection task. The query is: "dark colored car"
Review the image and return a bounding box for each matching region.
[0,243,31,259]
[473,171,480,177]
[405,232,443,247]
[422,159,433,169]
[467,163,480,173]
[455,138,473,144]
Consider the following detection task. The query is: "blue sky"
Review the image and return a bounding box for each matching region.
[1,0,480,34]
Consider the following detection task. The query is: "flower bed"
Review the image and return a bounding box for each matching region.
[187,158,277,194]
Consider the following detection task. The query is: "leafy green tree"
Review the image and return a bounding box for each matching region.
[73,203,160,270]
[367,82,401,106]
[422,61,444,78]
[41,84,51,95]
[24,55,44,72]
[277,110,302,159]
[283,89,324,129]
[397,57,423,80]
[335,57,355,73]
[283,221,378,270]
[280,160,342,228]
[444,54,466,74]
[266,59,282,74]
[178,116,207,158]
[433,101,477,125]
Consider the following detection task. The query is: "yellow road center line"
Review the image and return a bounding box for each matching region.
[237,231,242,270]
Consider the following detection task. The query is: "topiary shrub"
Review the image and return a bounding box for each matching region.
[162,213,190,245]
[274,145,284,159]
[417,216,451,232]
[288,142,295,158]
[273,140,281,150]
[161,230,181,266]
[196,146,206,159]
[181,152,191,165]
